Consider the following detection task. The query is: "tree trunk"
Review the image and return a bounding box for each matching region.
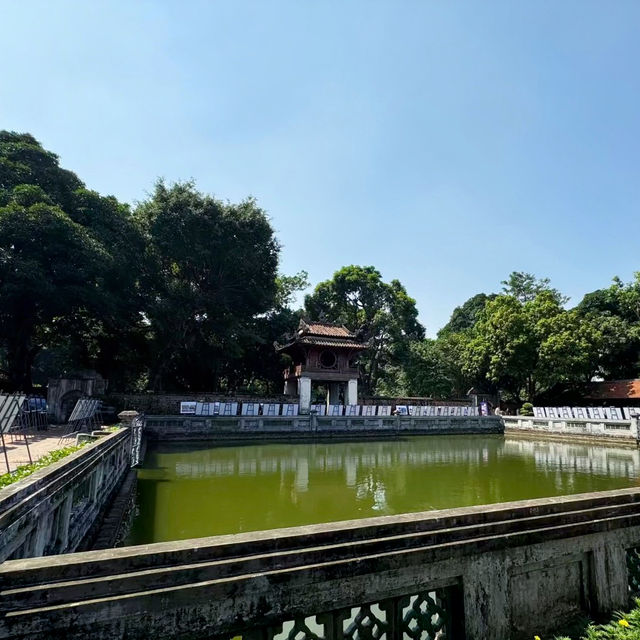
[6,328,35,392]
[526,376,536,403]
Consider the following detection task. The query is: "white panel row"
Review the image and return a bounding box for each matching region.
[532,406,638,420]
[179,402,479,418]
[68,398,101,422]
[0,394,25,434]
[181,402,300,417]
[405,405,479,417]
[316,405,479,417]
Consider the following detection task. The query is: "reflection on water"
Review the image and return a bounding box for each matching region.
[126,435,640,545]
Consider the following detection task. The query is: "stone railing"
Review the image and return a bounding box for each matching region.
[0,428,131,562]
[3,487,640,639]
[142,414,503,440]
[503,415,638,441]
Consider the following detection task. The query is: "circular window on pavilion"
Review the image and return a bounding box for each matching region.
[319,350,337,368]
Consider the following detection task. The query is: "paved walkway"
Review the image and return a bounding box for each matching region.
[0,427,74,472]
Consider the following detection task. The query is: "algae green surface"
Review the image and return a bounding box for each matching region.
[126,435,640,545]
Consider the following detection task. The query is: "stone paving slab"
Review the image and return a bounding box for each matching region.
[0,427,74,471]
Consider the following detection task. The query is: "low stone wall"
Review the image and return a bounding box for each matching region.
[143,414,504,440]
[504,415,638,442]
[0,429,131,562]
[3,487,640,639]
[108,392,295,415]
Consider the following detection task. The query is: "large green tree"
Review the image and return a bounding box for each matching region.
[304,265,424,394]
[574,275,640,379]
[400,334,474,399]
[0,132,144,390]
[439,293,496,335]
[223,272,309,395]
[136,181,280,392]
[462,291,600,401]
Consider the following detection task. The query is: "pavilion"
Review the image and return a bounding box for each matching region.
[274,320,367,413]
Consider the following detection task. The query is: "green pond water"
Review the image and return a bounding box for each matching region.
[125,435,640,545]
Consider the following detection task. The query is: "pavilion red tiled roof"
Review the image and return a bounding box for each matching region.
[293,336,366,349]
[274,319,366,352]
[301,321,356,338]
[585,379,640,400]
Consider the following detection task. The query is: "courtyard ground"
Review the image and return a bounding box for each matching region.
[1,427,75,471]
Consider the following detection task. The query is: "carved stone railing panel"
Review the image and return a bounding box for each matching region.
[400,592,450,639]
[224,587,459,640]
[627,546,640,598]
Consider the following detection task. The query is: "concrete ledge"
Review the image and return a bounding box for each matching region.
[506,427,640,448]
[143,414,504,441]
[0,429,131,561]
[504,415,638,444]
[2,487,640,639]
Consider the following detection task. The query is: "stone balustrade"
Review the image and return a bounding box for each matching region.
[3,487,640,639]
[0,428,131,562]
[503,415,638,442]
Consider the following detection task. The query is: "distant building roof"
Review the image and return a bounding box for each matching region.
[584,379,640,400]
[275,319,367,353]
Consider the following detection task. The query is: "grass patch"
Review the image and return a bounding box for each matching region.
[0,443,88,489]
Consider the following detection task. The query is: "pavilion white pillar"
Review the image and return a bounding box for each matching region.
[298,376,311,414]
[346,379,358,406]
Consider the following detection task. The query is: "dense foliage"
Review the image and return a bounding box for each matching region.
[0,132,305,393]
[3,131,640,401]
[135,181,281,391]
[0,132,144,390]
[304,265,424,394]
[408,273,640,403]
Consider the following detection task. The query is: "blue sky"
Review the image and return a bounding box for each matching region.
[2,1,640,335]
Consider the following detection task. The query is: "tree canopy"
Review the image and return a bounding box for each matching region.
[0,132,295,393]
[0,132,143,390]
[438,293,495,335]
[401,271,640,404]
[304,265,424,394]
[4,131,640,407]
[135,180,280,391]
[501,271,568,304]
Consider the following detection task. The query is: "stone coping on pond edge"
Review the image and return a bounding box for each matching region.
[142,413,504,441]
[503,414,638,444]
[3,484,640,640]
[505,428,640,448]
[0,428,128,508]
[0,428,131,562]
[4,483,640,569]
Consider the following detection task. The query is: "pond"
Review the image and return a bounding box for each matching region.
[125,434,640,545]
